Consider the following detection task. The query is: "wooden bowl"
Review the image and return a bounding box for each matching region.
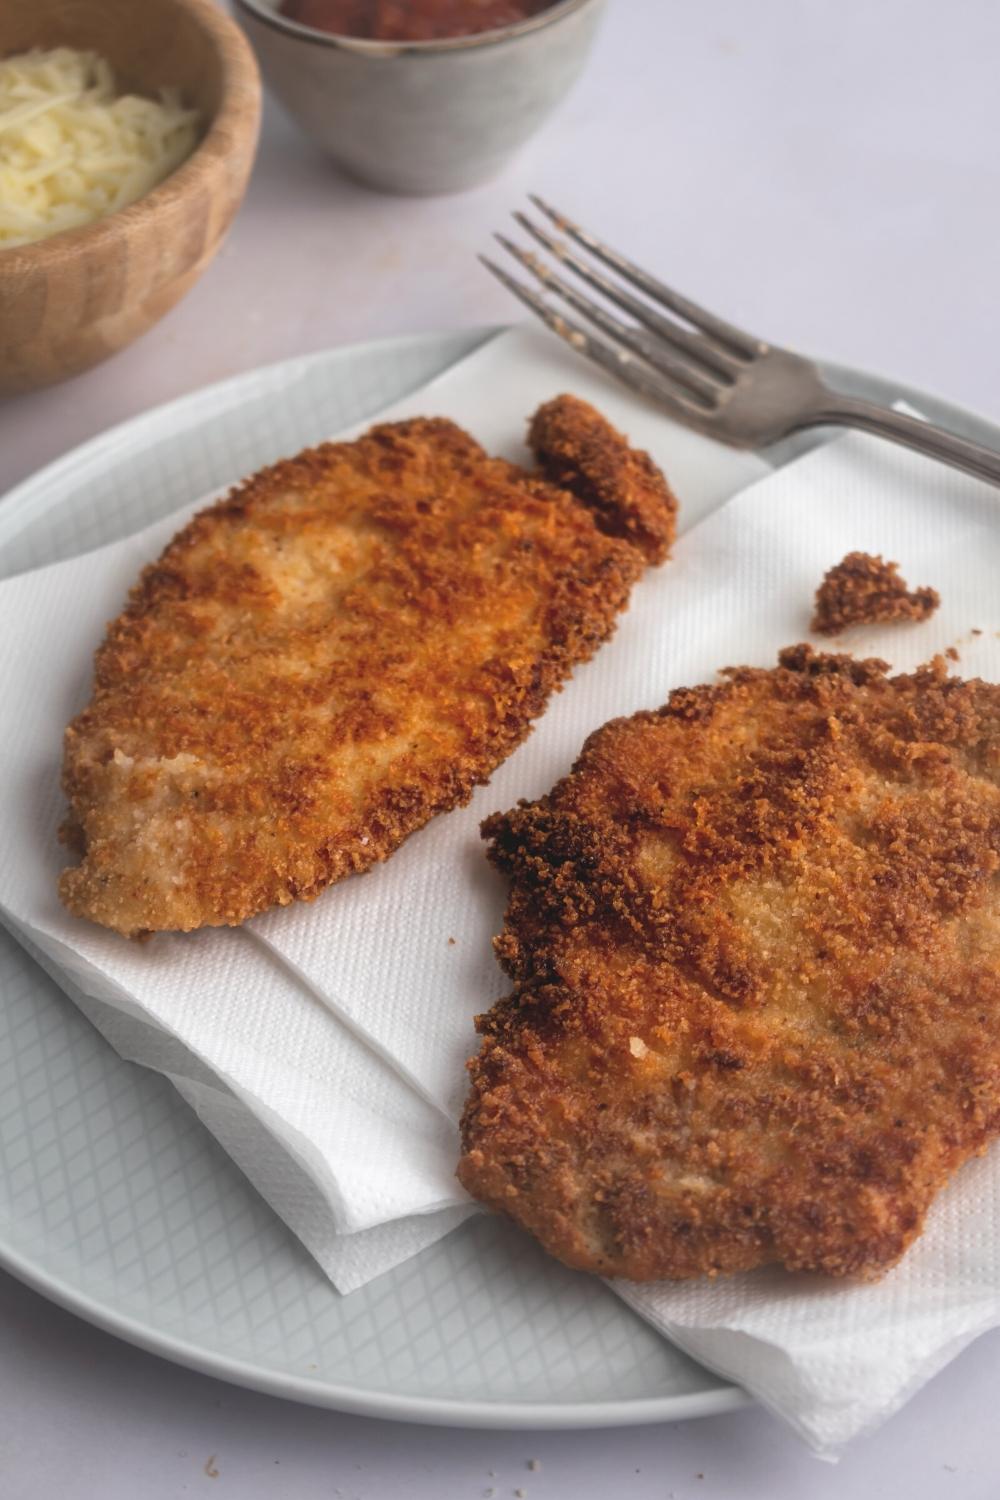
[0,0,261,396]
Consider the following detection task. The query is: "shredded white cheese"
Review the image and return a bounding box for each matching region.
[0,47,200,249]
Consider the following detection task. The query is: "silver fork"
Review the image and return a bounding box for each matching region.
[482,196,1000,489]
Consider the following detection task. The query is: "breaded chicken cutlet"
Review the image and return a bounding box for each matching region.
[459,645,1000,1282]
[59,396,677,937]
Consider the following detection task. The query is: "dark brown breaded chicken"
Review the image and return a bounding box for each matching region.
[59,397,677,937]
[812,551,939,635]
[459,645,1000,1282]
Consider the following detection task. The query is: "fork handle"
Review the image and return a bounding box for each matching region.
[809,394,1000,489]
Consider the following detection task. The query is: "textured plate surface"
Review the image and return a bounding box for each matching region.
[4,330,995,1427]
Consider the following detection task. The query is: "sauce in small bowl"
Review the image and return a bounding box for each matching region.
[279,0,556,43]
[236,0,604,194]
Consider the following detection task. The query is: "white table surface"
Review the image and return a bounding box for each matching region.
[2,0,999,1493]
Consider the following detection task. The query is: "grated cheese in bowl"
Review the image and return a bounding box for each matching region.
[0,47,200,250]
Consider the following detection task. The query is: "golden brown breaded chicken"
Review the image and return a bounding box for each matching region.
[459,645,1000,1282]
[59,397,677,937]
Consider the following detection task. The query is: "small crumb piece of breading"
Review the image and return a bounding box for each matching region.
[812,551,939,635]
[59,397,677,937]
[459,645,1000,1282]
[529,395,675,565]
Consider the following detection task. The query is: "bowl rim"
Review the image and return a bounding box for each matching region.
[232,0,602,56]
[0,0,260,271]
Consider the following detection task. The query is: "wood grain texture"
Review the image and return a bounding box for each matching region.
[0,0,261,395]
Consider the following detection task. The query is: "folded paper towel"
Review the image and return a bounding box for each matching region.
[0,328,765,1288]
[247,411,1000,1454]
[2,325,999,1452]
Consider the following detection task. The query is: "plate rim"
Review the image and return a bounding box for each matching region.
[3,326,998,1428]
[5,326,1000,556]
[0,1231,752,1427]
[0,328,493,557]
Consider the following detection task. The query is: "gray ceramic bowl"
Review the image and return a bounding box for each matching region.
[232,0,606,194]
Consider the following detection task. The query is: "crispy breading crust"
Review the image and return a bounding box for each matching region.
[812,551,939,635]
[59,397,678,937]
[459,644,1000,1281]
[529,395,675,565]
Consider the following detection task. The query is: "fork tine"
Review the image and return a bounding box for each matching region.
[513,212,737,384]
[478,257,715,421]
[495,234,720,405]
[529,194,764,361]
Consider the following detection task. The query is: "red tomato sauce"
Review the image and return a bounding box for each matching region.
[279,0,557,42]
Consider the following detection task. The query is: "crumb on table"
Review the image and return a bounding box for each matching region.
[811,552,939,636]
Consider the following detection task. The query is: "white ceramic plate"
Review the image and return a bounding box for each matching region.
[2,329,997,1429]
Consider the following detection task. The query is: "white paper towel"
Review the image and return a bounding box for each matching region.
[245,410,1000,1455]
[252,417,1000,1126]
[3,324,999,1450]
[0,327,764,1288]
